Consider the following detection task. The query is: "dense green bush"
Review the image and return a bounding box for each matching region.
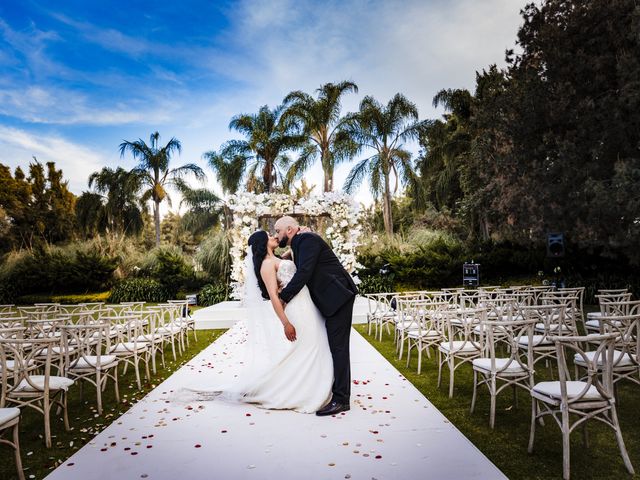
[108,278,169,303]
[357,231,639,303]
[16,291,110,305]
[358,230,465,290]
[356,274,394,294]
[0,282,16,304]
[140,246,195,296]
[0,246,117,297]
[198,282,229,306]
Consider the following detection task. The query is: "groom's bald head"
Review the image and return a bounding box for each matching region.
[274,216,299,247]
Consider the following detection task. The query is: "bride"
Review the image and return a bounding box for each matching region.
[179,230,333,413]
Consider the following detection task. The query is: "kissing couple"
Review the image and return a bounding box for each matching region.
[187,216,358,416]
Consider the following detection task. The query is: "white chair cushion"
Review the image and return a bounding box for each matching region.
[585,319,601,330]
[14,375,74,392]
[155,326,182,334]
[535,323,572,332]
[132,334,160,343]
[0,359,35,371]
[109,342,148,353]
[0,407,20,426]
[574,350,636,368]
[395,321,417,331]
[34,345,76,356]
[587,312,602,320]
[439,340,480,354]
[473,357,526,373]
[407,329,440,339]
[69,355,118,369]
[532,381,603,401]
[517,335,552,347]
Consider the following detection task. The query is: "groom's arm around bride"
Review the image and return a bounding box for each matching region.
[279,232,357,317]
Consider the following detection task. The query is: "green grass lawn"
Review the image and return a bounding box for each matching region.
[0,329,226,480]
[354,323,640,480]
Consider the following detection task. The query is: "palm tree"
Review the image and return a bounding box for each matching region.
[343,94,426,235]
[173,178,222,237]
[76,166,144,238]
[282,81,359,192]
[119,131,205,247]
[415,88,473,211]
[205,105,303,194]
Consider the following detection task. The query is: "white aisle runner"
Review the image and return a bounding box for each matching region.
[46,324,507,480]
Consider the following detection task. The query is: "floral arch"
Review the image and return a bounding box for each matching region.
[225,192,363,299]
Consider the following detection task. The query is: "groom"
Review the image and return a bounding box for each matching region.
[275,216,358,416]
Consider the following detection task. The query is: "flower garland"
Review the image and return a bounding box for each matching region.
[225,191,363,299]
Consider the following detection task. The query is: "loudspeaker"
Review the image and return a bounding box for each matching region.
[547,233,565,257]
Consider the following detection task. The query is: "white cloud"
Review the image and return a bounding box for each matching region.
[0,85,180,126]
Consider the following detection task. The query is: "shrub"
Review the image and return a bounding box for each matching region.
[16,291,110,305]
[0,246,117,296]
[140,246,194,296]
[108,278,169,303]
[356,274,394,294]
[198,282,229,306]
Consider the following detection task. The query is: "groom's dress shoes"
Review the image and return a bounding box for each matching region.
[316,401,350,416]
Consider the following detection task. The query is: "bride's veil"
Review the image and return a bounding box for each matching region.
[168,244,290,402]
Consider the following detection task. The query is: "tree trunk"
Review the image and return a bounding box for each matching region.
[323,172,332,192]
[322,150,332,192]
[154,200,161,247]
[383,172,393,236]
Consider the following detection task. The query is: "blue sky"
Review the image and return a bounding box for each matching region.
[0,0,527,210]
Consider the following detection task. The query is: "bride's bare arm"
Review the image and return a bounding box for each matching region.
[261,259,297,342]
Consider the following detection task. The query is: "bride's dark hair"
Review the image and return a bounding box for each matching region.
[247,230,270,300]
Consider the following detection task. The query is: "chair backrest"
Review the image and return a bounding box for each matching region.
[441,307,486,351]
[112,315,144,344]
[550,333,619,404]
[78,302,106,312]
[61,323,112,369]
[0,337,59,404]
[0,316,25,329]
[522,303,574,337]
[121,301,145,312]
[167,299,189,317]
[0,326,26,340]
[0,305,17,316]
[479,317,537,375]
[26,317,69,338]
[598,288,629,295]
[597,297,638,317]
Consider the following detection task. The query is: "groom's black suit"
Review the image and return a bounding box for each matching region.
[279,232,358,405]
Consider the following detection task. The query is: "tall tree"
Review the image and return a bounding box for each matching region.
[415,88,473,211]
[473,0,640,259]
[343,94,425,235]
[76,166,145,238]
[173,178,222,237]
[119,132,205,247]
[282,81,359,191]
[206,105,302,194]
[0,160,76,249]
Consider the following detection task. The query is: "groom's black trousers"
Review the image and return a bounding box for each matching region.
[324,296,355,405]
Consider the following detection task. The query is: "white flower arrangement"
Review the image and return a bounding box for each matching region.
[225,191,363,299]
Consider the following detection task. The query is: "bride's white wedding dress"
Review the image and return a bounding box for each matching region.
[238,259,333,412]
[176,259,333,414]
